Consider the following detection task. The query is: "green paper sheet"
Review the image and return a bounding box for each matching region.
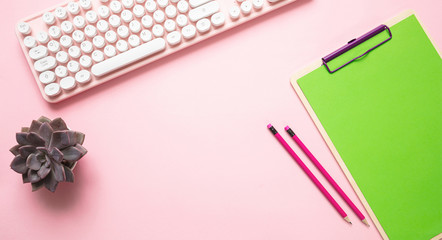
[297,15,442,240]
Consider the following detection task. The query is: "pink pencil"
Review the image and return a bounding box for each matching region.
[285,126,369,226]
[267,124,351,224]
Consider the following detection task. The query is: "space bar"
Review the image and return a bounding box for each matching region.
[91,38,166,77]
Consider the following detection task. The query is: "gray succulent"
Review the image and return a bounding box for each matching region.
[10,116,87,192]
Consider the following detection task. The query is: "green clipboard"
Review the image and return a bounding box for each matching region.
[290,10,442,240]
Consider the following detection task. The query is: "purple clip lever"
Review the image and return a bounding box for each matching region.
[322,25,392,73]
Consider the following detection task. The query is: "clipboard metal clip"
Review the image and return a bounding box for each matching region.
[322,25,392,73]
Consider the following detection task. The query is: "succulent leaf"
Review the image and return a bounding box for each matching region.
[38,122,53,146]
[50,118,68,131]
[26,154,41,171]
[16,133,30,145]
[10,116,87,192]
[18,145,36,159]
[62,146,84,161]
[50,148,64,163]
[27,132,46,147]
[37,165,51,179]
[28,169,41,183]
[44,172,58,193]
[75,132,86,145]
[31,181,45,192]
[52,161,65,182]
[9,145,20,155]
[37,116,51,123]
[29,120,43,133]
[64,166,75,183]
[11,155,28,174]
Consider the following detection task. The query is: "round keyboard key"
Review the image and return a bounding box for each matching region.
[73,16,86,28]
[177,0,189,13]
[47,40,60,53]
[48,26,62,38]
[129,20,142,33]
[39,71,56,84]
[164,19,176,32]
[104,45,117,57]
[97,20,109,33]
[67,2,80,15]
[68,46,81,58]
[252,0,264,10]
[44,83,61,97]
[165,5,177,18]
[92,50,105,62]
[145,0,157,13]
[98,6,111,18]
[34,56,57,72]
[55,66,68,78]
[67,60,81,73]
[81,41,94,53]
[117,25,130,38]
[110,1,123,13]
[137,0,146,3]
[122,0,135,8]
[36,32,50,44]
[60,76,76,90]
[157,0,168,8]
[181,24,196,39]
[133,5,145,17]
[42,12,56,25]
[229,6,240,20]
[128,35,141,47]
[61,21,74,34]
[116,40,129,52]
[72,30,85,43]
[23,36,37,48]
[176,14,188,27]
[80,0,92,10]
[29,46,48,60]
[86,11,98,23]
[170,0,179,3]
[84,25,97,38]
[79,55,93,67]
[140,30,152,42]
[121,10,133,23]
[211,12,225,27]
[152,24,164,37]
[196,18,210,33]
[93,36,106,48]
[105,30,118,43]
[153,10,165,23]
[56,51,69,63]
[141,15,154,28]
[166,31,181,46]
[109,15,121,28]
[55,7,68,20]
[60,35,73,48]
[75,70,92,84]
[240,1,252,14]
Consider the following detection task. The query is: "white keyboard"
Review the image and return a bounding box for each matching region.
[16,0,297,103]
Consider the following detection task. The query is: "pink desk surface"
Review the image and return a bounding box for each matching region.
[1,0,440,239]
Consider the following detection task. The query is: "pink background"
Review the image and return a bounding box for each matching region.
[1,0,440,239]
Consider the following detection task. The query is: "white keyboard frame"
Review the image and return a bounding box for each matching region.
[16,0,298,103]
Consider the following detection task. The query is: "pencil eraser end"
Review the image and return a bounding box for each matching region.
[284,126,290,131]
[267,124,273,128]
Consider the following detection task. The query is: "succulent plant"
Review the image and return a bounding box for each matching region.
[10,116,87,192]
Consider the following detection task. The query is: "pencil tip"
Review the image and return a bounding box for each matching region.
[362,219,370,226]
[344,216,352,224]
